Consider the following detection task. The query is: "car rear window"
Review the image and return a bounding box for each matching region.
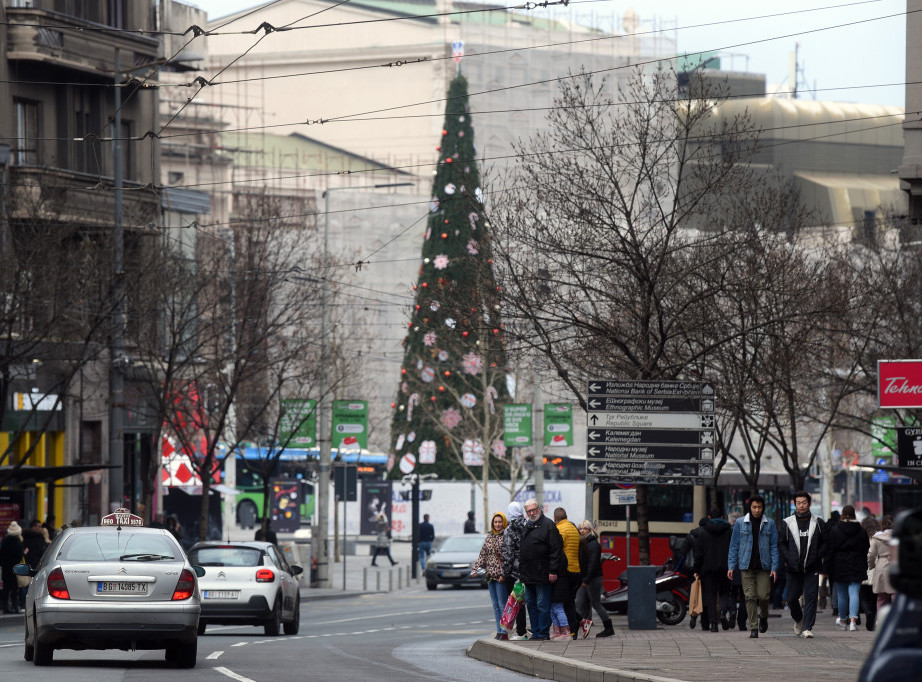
[59,533,181,562]
[190,546,263,567]
[438,536,486,553]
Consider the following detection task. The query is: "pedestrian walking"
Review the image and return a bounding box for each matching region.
[553,507,582,638]
[727,495,780,638]
[22,518,48,569]
[464,511,477,534]
[868,514,895,610]
[502,501,529,640]
[779,490,829,638]
[370,512,398,567]
[518,498,564,640]
[829,504,870,632]
[726,511,747,631]
[0,521,25,613]
[472,512,509,639]
[694,507,732,632]
[418,513,435,569]
[574,520,612,638]
[680,517,711,630]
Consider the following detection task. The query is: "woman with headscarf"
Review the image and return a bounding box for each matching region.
[0,521,25,613]
[502,501,529,639]
[472,511,509,639]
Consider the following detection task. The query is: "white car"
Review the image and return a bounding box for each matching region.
[14,509,202,667]
[189,541,302,635]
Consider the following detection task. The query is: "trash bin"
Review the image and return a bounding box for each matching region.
[627,565,657,630]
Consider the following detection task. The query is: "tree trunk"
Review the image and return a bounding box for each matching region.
[199,454,213,542]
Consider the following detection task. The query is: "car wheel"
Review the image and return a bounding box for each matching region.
[426,581,437,591]
[165,638,197,668]
[24,619,34,662]
[283,594,300,635]
[264,595,282,636]
[33,634,52,667]
[197,620,206,636]
[237,500,258,529]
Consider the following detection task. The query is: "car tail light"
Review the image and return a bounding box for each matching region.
[171,568,196,600]
[48,567,70,600]
[256,568,275,583]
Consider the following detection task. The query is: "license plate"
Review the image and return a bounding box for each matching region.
[97,581,148,594]
[204,590,239,600]
[441,571,462,578]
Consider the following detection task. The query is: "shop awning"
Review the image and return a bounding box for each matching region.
[0,464,118,486]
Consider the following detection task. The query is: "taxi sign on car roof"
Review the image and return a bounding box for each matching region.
[100,508,144,527]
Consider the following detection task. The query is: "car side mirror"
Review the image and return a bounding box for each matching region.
[890,508,922,598]
[13,563,33,577]
[193,565,206,578]
[291,565,304,576]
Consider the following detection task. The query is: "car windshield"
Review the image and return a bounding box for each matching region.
[59,533,181,562]
[437,536,485,553]
[189,546,263,567]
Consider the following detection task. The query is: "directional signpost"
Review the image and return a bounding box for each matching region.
[586,380,716,485]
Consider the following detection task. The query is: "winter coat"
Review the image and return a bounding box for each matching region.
[779,513,828,574]
[677,519,708,573]
[556,519,581,575]
[694,518,732,573]
[868,529,894,595]
[473,531,506,581]
[518,514,564,584]
[828,519,870,584]
[0,533,24,585]
[551,563,570,602]
[502,503,527,581]
[728,513,780,573]
[581,533,603,583]
[22,528,47,570]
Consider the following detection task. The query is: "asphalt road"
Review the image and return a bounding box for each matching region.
[0,586,548,681]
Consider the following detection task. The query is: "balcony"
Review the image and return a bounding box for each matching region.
[8,166,160,231]
[5,6,159,80]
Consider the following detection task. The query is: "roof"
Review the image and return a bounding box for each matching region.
[793,171,905,226]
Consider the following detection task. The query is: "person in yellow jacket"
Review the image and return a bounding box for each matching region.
[554,507,582,639]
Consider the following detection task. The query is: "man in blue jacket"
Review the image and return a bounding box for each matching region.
[727,495,779,638]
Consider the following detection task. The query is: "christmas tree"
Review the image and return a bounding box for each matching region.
[389,74,511,493]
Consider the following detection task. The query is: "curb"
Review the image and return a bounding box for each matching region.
[466,638,681,682]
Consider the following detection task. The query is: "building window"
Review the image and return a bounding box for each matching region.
[105,0,128,29]
[13,99,40,166]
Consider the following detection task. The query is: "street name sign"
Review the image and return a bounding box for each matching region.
[588,412,714,430]
[587,396,712,412]
[609,489,637,505]
[587,380,715,397]
[587,444,714,461]
[588,428,714,446]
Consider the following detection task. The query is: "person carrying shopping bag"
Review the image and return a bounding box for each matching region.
[473,512,509,639]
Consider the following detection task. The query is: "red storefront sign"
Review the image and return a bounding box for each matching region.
[878,359,922,408]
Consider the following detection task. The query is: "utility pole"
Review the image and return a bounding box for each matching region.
[108,48,126,511]
[533,384,544,509]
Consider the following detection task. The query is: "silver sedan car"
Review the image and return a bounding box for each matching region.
[189,541,302,635]
[14,510,202,667]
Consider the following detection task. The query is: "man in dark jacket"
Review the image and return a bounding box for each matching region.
[22,519,48,570]
[694,508,732,632]
[778,490,829,638]
[518,499,564,640]
[681,517,710,630]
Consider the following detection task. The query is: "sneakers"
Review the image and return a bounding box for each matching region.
[793,620,803,636]
[580,619,593,639]
[750,629,759,638]
[509,633,528,641]
[495,633,509,640]
[836,618,847,630]
[801,629,814,638]
[759,617,768,633]
[849,621,859,632]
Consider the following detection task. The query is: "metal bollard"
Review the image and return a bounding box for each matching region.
[363,567,368,591]
[376,570,381,591]
[388,568,393,592]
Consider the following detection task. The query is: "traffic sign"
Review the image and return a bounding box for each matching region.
[587,444,714,461]
[609,489,637,505]
[872,470,889,483]
[587,459,714,479]
[587,396,712,412]
[331,400,368,449]
[588,412,714,430]
[588,428,713,446]
[587,380,715,397]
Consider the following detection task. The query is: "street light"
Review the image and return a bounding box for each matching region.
[315,181,413,589]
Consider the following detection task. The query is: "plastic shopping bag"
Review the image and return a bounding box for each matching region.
[500,592,522,630]
[511,579,525,602]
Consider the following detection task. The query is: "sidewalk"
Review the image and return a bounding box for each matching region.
[301,538,421,602]
[467,609,875,682]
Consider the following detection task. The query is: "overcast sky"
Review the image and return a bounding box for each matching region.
[186,0,907,108]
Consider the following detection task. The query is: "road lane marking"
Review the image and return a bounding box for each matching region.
[207,650,224,659]
[215,666,255,682]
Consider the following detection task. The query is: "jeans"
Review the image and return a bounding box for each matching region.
[550,602,568,628]
[524,582,552,639]
[488,580,510,633]
[418,541,432,569]
[787,571,820,630]
[740,569,771,630]
[837,581,860,620]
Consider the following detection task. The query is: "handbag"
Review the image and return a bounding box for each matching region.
[688,577,703,617]
[16,559,31,588]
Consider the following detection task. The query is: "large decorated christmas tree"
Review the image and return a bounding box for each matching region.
[389,74,510,489]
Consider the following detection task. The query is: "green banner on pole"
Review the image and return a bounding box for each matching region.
[503,403,532,447]
[331,400,368,449]
[544,403,573,447]
[280,398,317,446]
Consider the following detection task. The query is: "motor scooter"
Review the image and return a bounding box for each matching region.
[859,508,922,681]
[600,557,690,626]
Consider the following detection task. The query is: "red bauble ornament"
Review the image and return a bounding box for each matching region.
[441,233,448,239]
[493,328,499,334]
[391,402,396,408]
[422,282,428,288]
[430,396,437,402]
[443,370,451,377]
[446,158,452,163]
[438,385,445,392]
[462,331,469,337]
[442,129,447,135]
